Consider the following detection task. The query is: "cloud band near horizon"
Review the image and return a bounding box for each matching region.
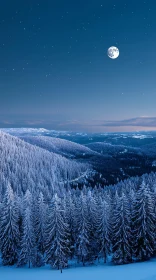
[0,117,156,132]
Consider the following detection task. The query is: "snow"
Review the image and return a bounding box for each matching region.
[0,131,87,194]
[132,134,153,139]
[1,259,156,280]
[1,128,49,133]
[20,136,97,159]
[120,148,128,154]
[152,161,156,167]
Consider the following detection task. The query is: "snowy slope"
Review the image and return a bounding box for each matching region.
[1,128,49,134]
[1,128,72,137]
[20,136,122,185]
[20,136,97,158]
[1,259,156,280]
[0,131,87,194]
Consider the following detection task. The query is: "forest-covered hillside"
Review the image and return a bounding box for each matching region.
[0,168,156,270]
[0,131,87,195]
[1,130,156,272]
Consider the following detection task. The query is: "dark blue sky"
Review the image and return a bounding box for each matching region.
[0,0,156,132]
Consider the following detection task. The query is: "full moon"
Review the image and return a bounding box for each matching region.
[107,46,119,59]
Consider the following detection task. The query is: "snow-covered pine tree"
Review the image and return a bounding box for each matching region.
[86,189,99,261]
[112,189,132,264]
[35,192,47,257]
[63,190,76,259]
[45,193,70,272]
[0,183,20,265]
[96,194,111,263]
[132,179,155,261]
[75,192,92,265]
[18,190,37,268]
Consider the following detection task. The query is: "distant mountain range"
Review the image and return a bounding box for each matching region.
[1,128,156,185]
[2,128,156,146]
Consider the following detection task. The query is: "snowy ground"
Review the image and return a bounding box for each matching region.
[1,259,156,280]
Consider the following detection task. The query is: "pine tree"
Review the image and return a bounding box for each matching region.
[18,191,37,268]
[112,189,132,264]
[86,190,100,261]
[64,190,75,259]
[75,192,91,265]
[35,192,47,256]
[132,180,155,261]
[0,183,20,265]
[96,194,111,263]
[45,193,70,272]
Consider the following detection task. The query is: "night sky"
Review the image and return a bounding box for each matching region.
[0,0,156,132]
